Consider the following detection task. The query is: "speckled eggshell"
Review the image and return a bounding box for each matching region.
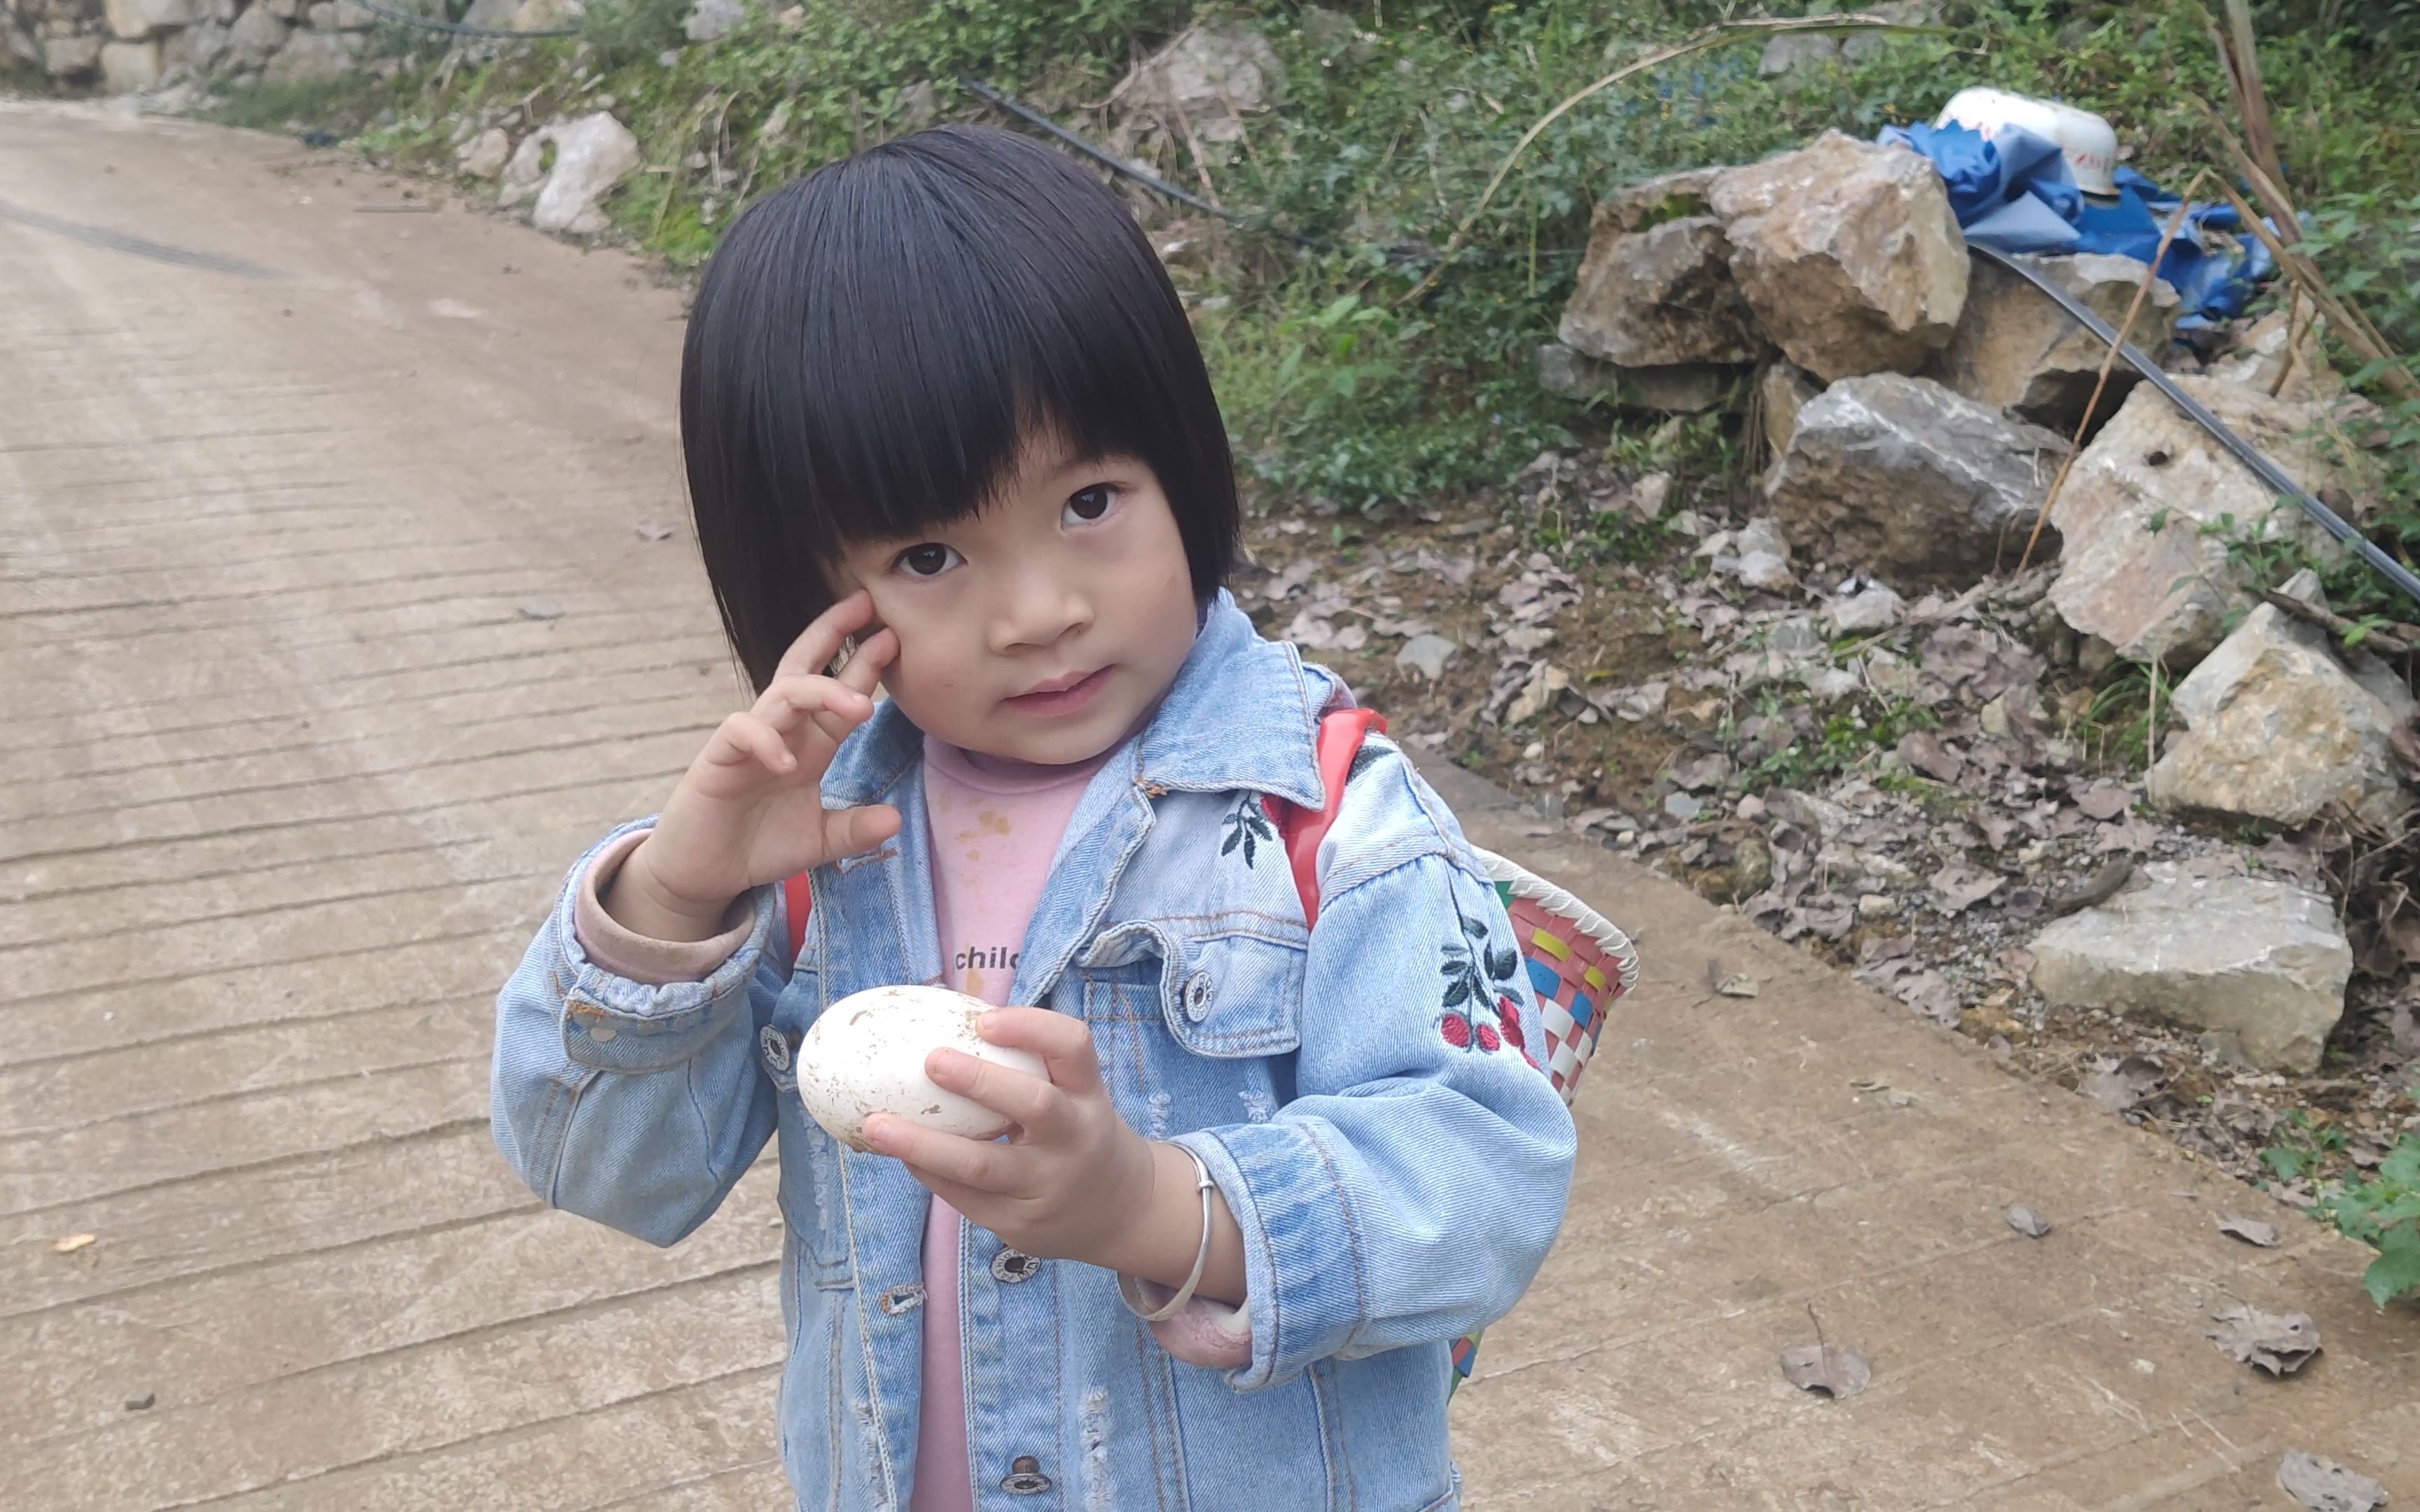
[795,984,1045,1152]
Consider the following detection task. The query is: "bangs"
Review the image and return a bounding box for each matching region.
[681,125,1237,691]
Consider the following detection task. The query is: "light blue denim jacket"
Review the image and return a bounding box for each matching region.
[491,595,1578,1511]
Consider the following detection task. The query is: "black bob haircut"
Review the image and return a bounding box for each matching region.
[679,123,1239,693]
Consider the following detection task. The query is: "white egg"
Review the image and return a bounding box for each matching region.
[795,984,1046,1152]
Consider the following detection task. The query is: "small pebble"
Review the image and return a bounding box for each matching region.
[124,1392,155,1412]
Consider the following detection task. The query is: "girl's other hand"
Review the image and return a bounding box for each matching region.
[609,591,902,941]
[861,1009,1246,1305]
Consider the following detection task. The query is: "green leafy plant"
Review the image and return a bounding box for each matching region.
[2321,1135,2420,1307]
[2263,1114,2420,1308]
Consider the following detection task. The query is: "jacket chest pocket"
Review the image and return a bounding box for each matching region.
[763,970,854,1287]
[1076,917,1307,1142]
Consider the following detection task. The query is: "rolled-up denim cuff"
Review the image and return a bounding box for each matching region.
[550,820,774,1072]
[573,827,754,985]
[1175,1121,1363,1390]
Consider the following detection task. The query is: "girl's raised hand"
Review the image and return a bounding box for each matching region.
[610,592,902,940]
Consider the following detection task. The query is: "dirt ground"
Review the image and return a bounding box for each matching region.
[1230,458,2420,1212]
[4,96,2416,1508]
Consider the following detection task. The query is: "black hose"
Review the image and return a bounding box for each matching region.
[954,75,1232,223]
[1971,242,2420,608]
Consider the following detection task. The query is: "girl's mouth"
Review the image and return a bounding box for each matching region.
[1005,666,1111,716]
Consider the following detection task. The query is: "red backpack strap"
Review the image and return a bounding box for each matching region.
[1275,708,1385,928]
[783,872,812,969]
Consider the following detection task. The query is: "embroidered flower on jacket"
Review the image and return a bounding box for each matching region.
[1438,910,1522,1052]
[1220,793,1276,867]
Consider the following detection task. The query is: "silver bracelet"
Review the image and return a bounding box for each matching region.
[1131,1144,1215,1322]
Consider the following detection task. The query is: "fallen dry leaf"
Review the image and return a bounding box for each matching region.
[2277,1449,2388,1512]
[1779,1341,1872,1400]
[2080,1054,2164,1116]
[2208,1306,2321,1376]
[53,1233,96,1254]
[1928,863,2005,916]
[1893,970,1963,1026]
[2005,1205,2052,1238]
[2218,1215,2281,1248]
[1896,729,1965,784]
[2073,780,2134,820]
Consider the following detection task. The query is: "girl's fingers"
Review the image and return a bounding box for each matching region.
[755,673,875,750]
[861,1116,1026,1194]
[926,1047,1066,1136]
[702,712,794,776]
[834,625,898,698]
[818,802,900,861]
[772,590,878,684]
[978,1007,1106,1097]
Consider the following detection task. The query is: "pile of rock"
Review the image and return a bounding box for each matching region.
[1556,130,2412,1073]
[4,0,434,90]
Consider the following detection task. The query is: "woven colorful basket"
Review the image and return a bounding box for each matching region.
[1473,845,1639,1105]
[1448,846,1639,1394]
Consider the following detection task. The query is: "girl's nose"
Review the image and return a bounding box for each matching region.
[987,575,1092,654]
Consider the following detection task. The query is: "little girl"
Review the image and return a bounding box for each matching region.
[492,124,1576,1511]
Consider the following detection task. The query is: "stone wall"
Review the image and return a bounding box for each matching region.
[4,0,432,92]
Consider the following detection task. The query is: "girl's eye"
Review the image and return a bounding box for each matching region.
[894,543,961,579]
[1064,485,1118,524]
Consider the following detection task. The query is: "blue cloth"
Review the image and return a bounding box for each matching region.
[1879,120,2274,323]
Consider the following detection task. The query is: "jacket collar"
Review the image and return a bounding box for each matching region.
[821,592,1332,810]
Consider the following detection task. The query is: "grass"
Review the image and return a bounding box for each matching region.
[195,1,2420,519]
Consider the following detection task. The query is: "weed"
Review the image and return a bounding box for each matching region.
[2267,1112,2420,1308]
[2066,662,2164,770]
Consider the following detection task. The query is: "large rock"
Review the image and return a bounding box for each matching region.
[2030,866,2351,1072]
[2047,376,2367,665]
[1758,360,1821,470]
[223,2,288,64]
[2211,308,2346,405]
[499,111,641,236]
[6,16,43,69]
[455,125,510,179]
[1536,343,1741,414]
[44,31,104,75]
[261,24,355,81]
[99,34,158,88]
[1708,131,1968,382]
[104,0,190,38]
[1765,372,2068,585]
[1933,252,2179,433]
[1560,168,1760,369]
[682,0,739,39]
[1111,20,1281,148]
[2146,598,2409,827]
[163,17,228,67]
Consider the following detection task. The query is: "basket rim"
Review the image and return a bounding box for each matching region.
[1468,845,1638,976]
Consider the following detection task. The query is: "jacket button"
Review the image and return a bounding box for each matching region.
[758,1024,791,1073]
[989,1248,1040,1284]
[1182,968,1216,1021]
[1000,1456,1051,1494]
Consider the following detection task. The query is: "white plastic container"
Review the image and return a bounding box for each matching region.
[1935,87,2121,197]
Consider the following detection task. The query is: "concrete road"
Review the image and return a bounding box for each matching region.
[2,99,2414,1509]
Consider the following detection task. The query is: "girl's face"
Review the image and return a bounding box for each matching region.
[834,436,1201,766]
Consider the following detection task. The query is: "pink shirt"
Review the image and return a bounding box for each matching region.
[910,735,1101,1512]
